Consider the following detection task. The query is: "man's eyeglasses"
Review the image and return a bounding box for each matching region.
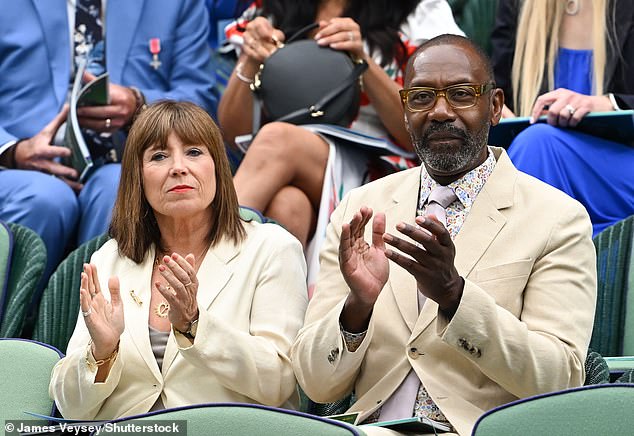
[399,83,496,112]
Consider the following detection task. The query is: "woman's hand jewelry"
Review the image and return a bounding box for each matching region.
[79,263,125,361]
[156,253,201,331]
[242,17,285,63]
[314,18,364,60]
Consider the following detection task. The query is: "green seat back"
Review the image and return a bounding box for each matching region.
[303,392,356,417]
[590,215,634,356]
[0,223,47,337]
[584,349,610,385]
[0,338,63,421]
[99,403,365,436]
[624,224,634,355]
[0,222,13,326]
[239,205,279,225]
[448,0,500,55]
[616,369,634,383]
[472,384,634,436]
[32,233,109,352]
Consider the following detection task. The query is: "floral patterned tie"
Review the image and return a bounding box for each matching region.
[74,0,105,75]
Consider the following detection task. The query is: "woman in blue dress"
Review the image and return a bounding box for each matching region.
[491,0,634,236]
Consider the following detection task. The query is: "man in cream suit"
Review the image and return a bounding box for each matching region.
[291,34,597,436]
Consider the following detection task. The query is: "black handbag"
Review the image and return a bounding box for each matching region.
[250,23,368,134]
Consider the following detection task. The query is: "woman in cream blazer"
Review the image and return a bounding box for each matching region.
[49,101,308,420]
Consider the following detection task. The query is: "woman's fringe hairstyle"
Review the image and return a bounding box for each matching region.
[109,101,245,263]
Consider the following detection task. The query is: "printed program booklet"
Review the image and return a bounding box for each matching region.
[365,416,452,433]
[235,124,416,159]
[63,59,110,182]
[488,109,634,148]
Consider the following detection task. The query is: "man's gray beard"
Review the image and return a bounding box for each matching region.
[413,124,490,173]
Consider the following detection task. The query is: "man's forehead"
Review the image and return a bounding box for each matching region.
[408,44,484,85]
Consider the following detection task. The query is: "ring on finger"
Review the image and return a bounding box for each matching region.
[184,282,194,288]
[90,292,96,297]
[82,307,92,317]
[271,35,283,48]
[105,118,112,129]
[348,31,354,42]
[565,104,576,115]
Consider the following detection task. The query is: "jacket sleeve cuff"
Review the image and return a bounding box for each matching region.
[0,140,17,168]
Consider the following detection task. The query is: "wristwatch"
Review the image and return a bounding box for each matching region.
[175,318,198,340]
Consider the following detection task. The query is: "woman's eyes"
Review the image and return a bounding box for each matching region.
[148,148,204,161]
[186,148,203,157]
[150,152,167,161]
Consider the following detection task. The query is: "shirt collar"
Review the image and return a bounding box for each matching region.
[418,147,497,210]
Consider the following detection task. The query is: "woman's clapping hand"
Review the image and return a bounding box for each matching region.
[80,263,124,360]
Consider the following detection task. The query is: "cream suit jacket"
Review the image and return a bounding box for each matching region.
[291,147,597,436]
[51,220,308,420]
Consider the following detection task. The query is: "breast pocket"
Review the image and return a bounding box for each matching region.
[470,259,534,316]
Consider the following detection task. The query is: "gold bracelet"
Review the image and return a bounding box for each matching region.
[86,340,120,370]
[235,62,255,84]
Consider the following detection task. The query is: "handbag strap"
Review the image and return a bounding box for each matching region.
[251,57,368,133]
[286,23,319,43]
[251,23,320,133]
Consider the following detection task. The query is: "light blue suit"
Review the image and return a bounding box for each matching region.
[0,0,217,296]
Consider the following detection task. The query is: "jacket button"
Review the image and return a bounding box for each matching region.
[327,348,340,364]
[470,347,482,358]
[408,347,420,359]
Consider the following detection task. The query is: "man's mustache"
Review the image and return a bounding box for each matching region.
[421,122,468,142]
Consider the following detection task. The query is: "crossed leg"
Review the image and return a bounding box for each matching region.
[233,122,329,247]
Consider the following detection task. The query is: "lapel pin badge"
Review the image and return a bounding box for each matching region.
[130,290,143,306]
[149,38,162,70]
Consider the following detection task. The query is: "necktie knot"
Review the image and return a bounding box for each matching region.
[423,186,457,228]
[427,186,457,209]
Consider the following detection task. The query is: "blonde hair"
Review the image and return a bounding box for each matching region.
[512,0,611,116]
[110,101,245,263]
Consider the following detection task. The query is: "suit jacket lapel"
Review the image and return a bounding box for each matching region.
[453,148,514,278]
[384,170,421,332]
[196,237,239,310]
[106,0,145,84]
[122,251,163,382]
[32,0,70,107]
[409,148,516,340]
[162,237,239,374]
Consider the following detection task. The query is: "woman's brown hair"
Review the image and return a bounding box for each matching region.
[109,100,245,263]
